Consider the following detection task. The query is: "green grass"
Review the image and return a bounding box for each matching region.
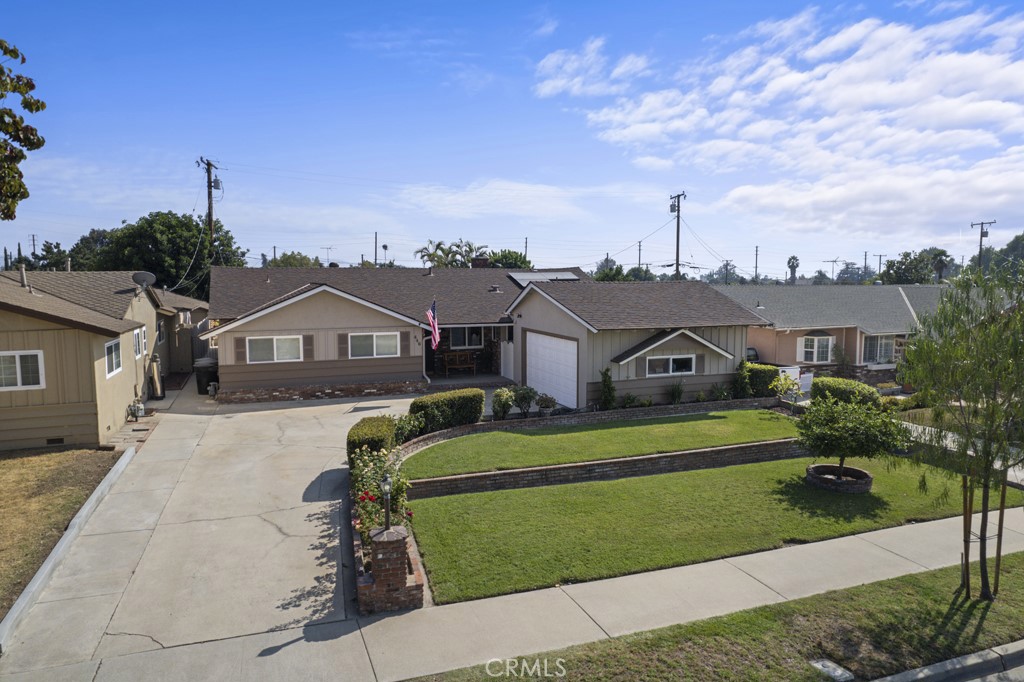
[410,456,1009,604]
[416,552,1024,682]
[402,410,798,479]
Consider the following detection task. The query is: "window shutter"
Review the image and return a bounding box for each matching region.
[338,333,348,359]
[695,354,705,375]
[400,331,410,357]
[302,334,314,361]
[234,337,247,364]
[636,358,646,378]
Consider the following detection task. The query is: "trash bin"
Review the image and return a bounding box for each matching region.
[194,357,218,395]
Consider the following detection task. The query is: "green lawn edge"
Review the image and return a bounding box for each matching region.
[415,552,1024,682]
[403,410,798,480]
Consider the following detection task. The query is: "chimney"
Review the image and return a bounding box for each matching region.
[471,256,490,269]
[65,257,71,272]
[427,266,433,276]
[20,264,28,287]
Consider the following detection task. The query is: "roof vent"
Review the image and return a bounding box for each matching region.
[489,284,502,293]
[19,264,27,288]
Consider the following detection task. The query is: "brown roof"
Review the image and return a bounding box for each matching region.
[526,281,769,330]
[208,266,589,325]
[157,288,209,311]
[0,276,139,336]
[0,271,159,320]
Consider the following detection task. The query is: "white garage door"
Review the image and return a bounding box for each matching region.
[526,332,578,408]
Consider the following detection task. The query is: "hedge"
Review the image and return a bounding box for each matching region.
[346,416,396,461]
[409,388,485,434]
[811,377,880,406]
[747,363,779,398]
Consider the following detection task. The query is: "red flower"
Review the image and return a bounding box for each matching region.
[368,495,376,502]
[358,495,366,502]
[406,510,414,517]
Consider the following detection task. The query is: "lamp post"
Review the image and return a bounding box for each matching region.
[381,474,393,530]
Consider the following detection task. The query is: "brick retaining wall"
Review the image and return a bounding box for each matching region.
[407,438,806,499]
[398,396,780,461]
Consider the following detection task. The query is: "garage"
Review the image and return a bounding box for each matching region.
[526,331,578,408]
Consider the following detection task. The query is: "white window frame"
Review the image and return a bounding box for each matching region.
[349,332,401,359]
[208,334,219,349]
[157,319,166,344]
[646,354,696,377]
[0,350,45,391]
[448,326,484,349]
[246,335,304,364]
[800,336,834,364]
[105,339,122,378]
[133,329,143,358]
[863,334,896,365]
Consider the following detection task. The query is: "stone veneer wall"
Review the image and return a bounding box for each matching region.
[218,380,428,404]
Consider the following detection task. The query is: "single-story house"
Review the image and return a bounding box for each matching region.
[0,269,206,450]
[200,266,587,394]
[156,287,211,373]
[712,284,943,381]
[506,280,769,408]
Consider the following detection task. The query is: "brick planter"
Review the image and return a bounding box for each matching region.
[354,525,425,615]
[408,439,807,499]
[805,463,874,494]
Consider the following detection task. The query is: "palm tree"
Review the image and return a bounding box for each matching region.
[787,255,800,284]
[451,239,488,267]
[414,240,450,267]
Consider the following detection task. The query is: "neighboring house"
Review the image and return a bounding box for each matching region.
[157,288,210,373]
[200,266,587,394]
[0,270,205,450]
[506,281,768,408]
[713,284,943,381]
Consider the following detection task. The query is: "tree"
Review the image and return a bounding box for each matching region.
[996,234,1024,277]
[264,251,321,267]
[625,266,656,281]
[487,249,531,269]
[414,239,452,268]
[787,256,799,284]
[414,238,485,268]
[594,255,617,274]
[68,229,113,271]
[880,251,932,284]
[835,261,865,285]
[452,239,488,265]
[811,269,831,285]
[701,262,741,284]
[91,211,247,300]
[1,40,46,221]
[901,272,1024,600]
[968,246,997,275]
[32,240,68,270]
[797,396,909,481]
[918,247,955,282]
[594,264,628,281]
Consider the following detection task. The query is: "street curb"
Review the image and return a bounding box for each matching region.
[0,446,138,657]
[875,641,1024,682]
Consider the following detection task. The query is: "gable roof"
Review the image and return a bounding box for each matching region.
[711,284,946,334]
[0,276,139,336]
[207,266,590,326]
[157,288,208,311]
[0,270,165,320]
[510,281,769,330]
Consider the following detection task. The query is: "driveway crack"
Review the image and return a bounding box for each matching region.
[104,631,167,649]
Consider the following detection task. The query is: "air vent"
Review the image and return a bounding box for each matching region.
[46,437,65,445]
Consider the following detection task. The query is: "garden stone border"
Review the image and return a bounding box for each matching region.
[805,464,874,494]
[0,446,137,656]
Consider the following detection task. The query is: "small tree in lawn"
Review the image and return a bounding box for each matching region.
[901,271,1024,600]
[797,396,910,482]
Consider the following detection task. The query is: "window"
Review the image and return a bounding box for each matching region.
[246,336,302,364]
[157,320,166,344]
[863,335,896,364]
[105,340,122,377]
[208,335,219,349]
[647,354,695,376]
[801,336,833,364]
[349,332,400,359]
[0,351,44,391]
[133,328,143,358]
[449,326,483,349]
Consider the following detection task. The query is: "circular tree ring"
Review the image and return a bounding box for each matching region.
[805,463,873,494]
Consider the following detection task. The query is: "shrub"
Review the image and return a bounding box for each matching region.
[796,396,910,480]
[833,344,855,379]
[668,381,685,405]
[769,373,801,400]
[512,385,538,418]
[879,396,901,412]
[347,416,396,462]
[876,381,899,390]
[732,361,753,399]
[351,446,409,545]
[621,392,640,408]
[409,388,485,433]
[694,390,707,402]
[710,383,731,401]
[536,393,557,409]
[492,387,514,421]
[747,363,779,398]
[811,377,880,406]
[599,367,616,411]
[639,397,653,408]
[390,413,425,443]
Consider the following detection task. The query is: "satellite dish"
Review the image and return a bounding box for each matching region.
[132,271,157,289]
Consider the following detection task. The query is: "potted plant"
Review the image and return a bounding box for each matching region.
[536,393,557,417]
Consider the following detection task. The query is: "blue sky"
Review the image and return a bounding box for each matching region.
[5,1,1024,280]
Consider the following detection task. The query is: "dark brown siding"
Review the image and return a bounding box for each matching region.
[218,356,422,390]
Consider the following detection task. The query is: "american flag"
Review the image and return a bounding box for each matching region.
[426,299,440,350]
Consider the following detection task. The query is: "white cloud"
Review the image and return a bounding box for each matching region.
[632,155,675,171]
[399,179,590,220]
[534,37,652,98]
[533,18,558,38]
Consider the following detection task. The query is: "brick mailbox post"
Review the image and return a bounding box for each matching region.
[356,525,424,615]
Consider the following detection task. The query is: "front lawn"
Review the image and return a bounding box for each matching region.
[402,410,797,479]
[0,448,120,620]
[416,552,1024,682]
[410,456,991,604]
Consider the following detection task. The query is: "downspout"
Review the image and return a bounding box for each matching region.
[421,331,431,385]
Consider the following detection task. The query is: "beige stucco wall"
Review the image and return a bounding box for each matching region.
[0,310,100,449]
[747,326,858,366]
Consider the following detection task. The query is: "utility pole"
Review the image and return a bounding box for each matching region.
[197,157,218,261]
[638,241,642,269]
[670,191,686,280]
[374,232,378,266]
[524,237,528,260]
[823,257,841,283]
[273,246,277,261]
[29,234,37,254]
[723,259,732,285]
[972,220,996,272]
[323,246,334,263]
[754,246,759,284]
[874,253,886,273]
[863,251,868,271]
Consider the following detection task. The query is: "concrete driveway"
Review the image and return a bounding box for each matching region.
[0,395,414,681]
